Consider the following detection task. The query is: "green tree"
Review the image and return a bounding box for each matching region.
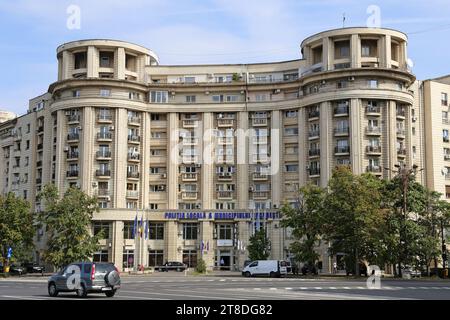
[322,166,384,276]
[36,184,102,269]
[196,258,207,273]
[247,228,270,261]
[0,193,35,266]
[280,184,325,271]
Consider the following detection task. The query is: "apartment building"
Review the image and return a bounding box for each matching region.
[0,28,421,272]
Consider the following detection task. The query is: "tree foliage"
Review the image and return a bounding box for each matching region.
[281,184,325,268]
[0,193,35,264]
[36,184,102,269]
[247,228,270,261]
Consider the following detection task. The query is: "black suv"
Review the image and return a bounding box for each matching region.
[158,262,187,272]
[48,262,121,298]
[23,263,45,275]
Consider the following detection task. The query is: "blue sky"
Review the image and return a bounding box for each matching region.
[0,0,449,115]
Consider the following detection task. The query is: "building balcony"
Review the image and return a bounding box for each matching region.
[397,129,406,138]
[126,190,139,199]
[66,170,79,178]
[334,127,349,136]
[335,146,350,155]
[37,143,43,150]
[127,171,140,180]
[252,136,268,145]
[182,155,199,164]
[308,131,320,140]
[96,151,112,160]
[37,126,44,135]
[396,110,406,119]
[182,173,198,182]
[217,119,234,127]
[252,154,270,163]
[97,114,113,123]
[444,137,450,143]
[217,191,234,200]
[67,152,80,161]
[127,135,140,144]
[97,189,110,197]
[181,192,198,200]
[252,172,269,181]
[36,178,42,184]
[397,148,407,157]
[309,149,320,158]
[218,137,234,145]
[308,110,320,120]
[95,170,111,178]
[216,155,234,164]
[67,115,81,124]
[128,116,141,126]
[444,154,450,161]
[217,172,233,181]
[308,168,320,177]
[128,153,140,162]
[365,126,382,135]
[334,106,349,117]
[36,160,42,167]
[366,145,382,155]
[182,137,199,145]
[14,133,22,141]
[183,120,198,128]
[67,133,80,142]
[97,132,112,141]
[365,106,381,116]
[252,191,269,200]
[252,118,268,126]
[366,166,382,174]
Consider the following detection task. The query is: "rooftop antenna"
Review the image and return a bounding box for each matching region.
[342,13,346,28]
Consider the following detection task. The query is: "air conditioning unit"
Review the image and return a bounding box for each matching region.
[207,73,214,79]
[65,111,71,116]
[218,113,224,119]
[273,89,281,94]
[249,186,255,192]
[162,173,167,179]
[158,185,166,191]
[63,146,69,152]
[195,164,201,168]
[321,80,326,85]
[109,126,115,131]
[412,117,417,122]
[348,76,355,81]
[195,204,201,209]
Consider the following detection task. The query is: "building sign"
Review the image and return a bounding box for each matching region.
[164,212,280,220]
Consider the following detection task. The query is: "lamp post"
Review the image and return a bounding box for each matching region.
[384,163,421,277]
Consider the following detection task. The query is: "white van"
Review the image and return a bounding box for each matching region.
[242,260,288,278]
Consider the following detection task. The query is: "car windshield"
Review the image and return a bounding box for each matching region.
[95,264,115,273]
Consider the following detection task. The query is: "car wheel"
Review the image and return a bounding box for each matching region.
[269,272,275,278]
[244,271,251,277]
[176,268,181,272]
[76,283,88,298]
[105,289,116,298]
[48,283,58,297]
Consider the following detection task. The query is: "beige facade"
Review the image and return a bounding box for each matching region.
[0,27,422,272]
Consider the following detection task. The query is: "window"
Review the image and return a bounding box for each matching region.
[183,250,198,268]
[226,95,239,102]
[148,250,164,267]
[443,93,448,106]
[26,124,30,133]
[285,145,299,155]
[149,223,164,240]
[285,110,298,118]
[361,39,377,57]
[285,164,298,172]
[100,89,111,97]
[129,92,141,100]
[218,224,233,240]
[123,250,134,269]
[93,222,110,239]
[74,52,87,69]
[186,95,196,103]
[312,46,323,64]
[368,80,378,88]
[337,80,348,89]
[444,130,449,142]
[284,127,298,136]
[184,76,196,83]
[212,95,224,103]
[123,221,134,239]
[149,203,158,210]
[255,94,268,102]
[334,40,350,59]
[150,91,168,103]
[93,250,109,263]
[216,202,235,210]
[99,51,114,68]
[183,223,198,240]
[98,201,108,209]
[72,90,80,98]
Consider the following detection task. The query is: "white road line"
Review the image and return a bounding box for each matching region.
[285,287,293,290]
[253,288,261,290]
[1,295,48,300]
[314,287,323,290]
[269,288,277,290]
[120,289,243,300]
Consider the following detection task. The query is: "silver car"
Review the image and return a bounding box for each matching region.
[48,262,121,298]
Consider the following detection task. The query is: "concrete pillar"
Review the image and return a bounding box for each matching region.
[62,51,73,80]
[271,110,282,208]
[112,221,124,271]
[383,34,392,68]
[351,34,361,68]
[201,220,214,270]
[165,221,180,261]
[81,107,94,193]
[87,46,99,78]
[322,37,332,71]
[202,113,214,210]
[350,99,362,174]
[141,112,151,209]
[168,113,179,209]
[115,47,126,80]
[55,110,66,192]
[237,112,249,209]
[320,102,331,187]
[298,107,307,187]
[114,108,128,208]
[387,101,398,178]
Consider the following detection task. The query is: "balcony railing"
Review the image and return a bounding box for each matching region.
[396,109,406,118]
[397,148,407,156]
[181,192,198,200]
[128,153,140,161]
[218,172,233,180]
[96,151,111,159]
[128,116,141,125]
[67,152,79,160]
[366,106,381,114]
[334,106,349,116]
[252,118,268,126]
[67,133,80,141]
[366,126,382,135]
[308,131,320,138]
[335,146,350,154]
[66,170,79,177]
[97,132,112,140]
[252,191,269,199]
[127,171,140,179]
[183,120,198,128]
[308,168,320,176]
[182,173,198,181]
[309,149,320,157]
[126,190,139,198]
[308,110,320,119]
[217,119,234,127]
[97,189,110,197]
[366,166,382,173]
[217,191,234,199]
[218,137,234,145]
[397,129,406,136]
[97,114,112,122]
[37,126,44,133]
[96,170,111,177]
[366,146,382,153]
[128,135,140,143]
[252,172,268,180]
[67,115,80,123]
[334,127,349,135]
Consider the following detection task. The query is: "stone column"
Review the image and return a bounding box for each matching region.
[141,112,151,209]
[351,34,361,68]
[114,108,128,208]
[87,46,99,78]
[80,107,94,193]
[168,113,179,209]
[387,101,398,179]
[350,99,362,174]
[115,47,126,80]
[237,112,249,209]
[165,221,180,261]
[202,113,214,210]
[201,220,214,270]
[298,107,307,187]
[271,111,282,208]
[320,102,331,187]
[112,221,124,271]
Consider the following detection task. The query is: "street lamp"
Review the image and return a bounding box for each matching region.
[383,163,422,277]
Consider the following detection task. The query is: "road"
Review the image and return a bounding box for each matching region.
[1,273,450,300]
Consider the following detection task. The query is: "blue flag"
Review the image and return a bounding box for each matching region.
[132,215,138,239]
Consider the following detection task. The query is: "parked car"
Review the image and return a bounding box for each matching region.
[242,260,287,278]
[47,262,121,298]
[23,263,45,274]
[243,260,252,268]
[345,263,368,277]
[402,266,421,278]
[9,265,25,276]
[157,261,187,272]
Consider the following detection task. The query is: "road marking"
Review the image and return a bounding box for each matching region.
[285,287,293,290]
[120,289,243,300]
[253,288,261,290]
[1,295,48,300]
[269,288,277,290]
[314,287,323,290]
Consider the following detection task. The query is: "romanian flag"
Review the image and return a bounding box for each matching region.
[132,215,138,239]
